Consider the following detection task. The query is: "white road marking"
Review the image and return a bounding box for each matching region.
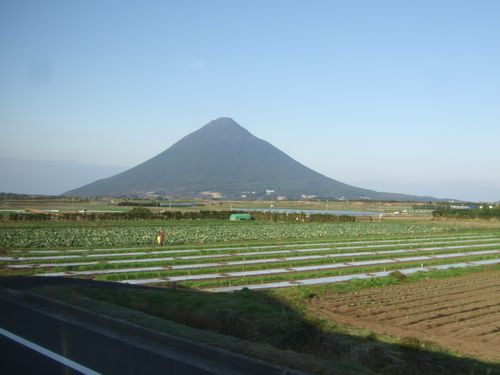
[0,327,101,375]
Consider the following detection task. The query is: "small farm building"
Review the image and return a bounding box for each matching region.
[229,213,253,221]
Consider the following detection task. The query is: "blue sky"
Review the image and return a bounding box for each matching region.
[1,0,499,201]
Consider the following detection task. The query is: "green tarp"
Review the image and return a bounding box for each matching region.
[229,213,253,221]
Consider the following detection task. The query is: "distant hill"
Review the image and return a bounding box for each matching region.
[0,158,127,195]
[64,118,439,201]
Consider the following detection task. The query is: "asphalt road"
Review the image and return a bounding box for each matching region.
[0,332,78,375]
[0,296,217,375]
[0,279,300,375]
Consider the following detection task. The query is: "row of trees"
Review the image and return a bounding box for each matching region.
[433,207,500,220]
[4,208,355,222]
[5,207,156,222]
[249,211,355,222]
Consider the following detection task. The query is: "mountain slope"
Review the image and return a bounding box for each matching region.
[64,118,436,201]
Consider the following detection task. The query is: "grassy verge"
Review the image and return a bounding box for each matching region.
[31,285,371,375]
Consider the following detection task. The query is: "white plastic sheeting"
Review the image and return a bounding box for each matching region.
[206,259,500,292]
[15,243,500,271]
[6,239,500,264]
[114,250,500,285]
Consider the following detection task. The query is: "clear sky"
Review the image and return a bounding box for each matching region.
[1,0,499,201]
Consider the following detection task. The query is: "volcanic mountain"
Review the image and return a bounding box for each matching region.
[64,118,435,200]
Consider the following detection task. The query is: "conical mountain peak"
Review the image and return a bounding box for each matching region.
[64,118,435,201]
[191,117,253,142]
[205,117,240,128]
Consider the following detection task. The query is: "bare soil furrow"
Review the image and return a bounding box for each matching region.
[476,328,500,341]
[320,273,499,308]
[478,321,500,338]
[387,303,499,328]
[307,270,500,362]
[443,313,500,336]
[352,290,499,321]
[321,282,499,314]
[405,303,500,329]
[313,299,500,362]
[365,286,500,318]
[461,324,500,338]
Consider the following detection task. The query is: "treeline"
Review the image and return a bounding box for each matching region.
[4,208,355,223]
[0,192,89,202]
[413,203,450,210]
[6,207,156,222]
[117,201,159,207]
[433,207,500,220]
[116,201,201,208]
[5,208,226,222]
[249,211,355,222]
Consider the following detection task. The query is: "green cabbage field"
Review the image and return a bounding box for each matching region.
[0,221,459,249]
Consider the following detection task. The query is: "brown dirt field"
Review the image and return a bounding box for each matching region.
[308,270,500,363]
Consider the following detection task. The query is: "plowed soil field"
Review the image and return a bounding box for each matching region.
[309,270,500,362]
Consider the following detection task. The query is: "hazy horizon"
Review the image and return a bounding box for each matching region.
[1,150,498,202]
[1,1,499,201]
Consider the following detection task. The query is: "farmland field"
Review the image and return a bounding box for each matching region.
[0,220,465,249]
[1,219,499,373]
[308,270,500,362]
[1,221,499,293]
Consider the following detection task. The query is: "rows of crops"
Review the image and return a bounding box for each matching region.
[1,232,499,292]
[0,222,460,249]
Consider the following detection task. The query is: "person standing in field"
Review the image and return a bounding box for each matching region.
[156,229,165,245]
